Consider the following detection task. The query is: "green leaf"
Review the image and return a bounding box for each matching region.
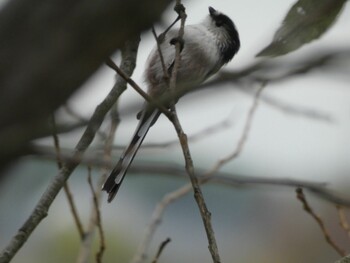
[256,0,347,57]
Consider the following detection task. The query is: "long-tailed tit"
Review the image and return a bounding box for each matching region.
[102,6,240,202]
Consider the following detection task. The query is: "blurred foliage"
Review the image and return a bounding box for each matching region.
[257,0,347,57]
[24,226,133,263]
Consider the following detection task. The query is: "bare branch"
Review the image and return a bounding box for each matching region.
[151,238,171,263]
[166,3,221,263]
[87,168,105,263]
[64,105,107,139]
[132,84,264,263]
[151,26,170,82]
[128,163,350,209]
[50,115,85,240]
[237,86,335,123]
[77,94,121,263]
[203,48,350,89]
[211,85,265,168]
[105,58,172,119]
[33,146,350,208]
[296,188,346,256]
[337,206,350,240]
[188,48,350,123]
[140,116,233,149]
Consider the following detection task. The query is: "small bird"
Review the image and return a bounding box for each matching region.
[102,6,240,202]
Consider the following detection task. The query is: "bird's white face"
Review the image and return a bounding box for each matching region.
[201,7,240,63]
[202,11,223,32]
[201,9,236,52]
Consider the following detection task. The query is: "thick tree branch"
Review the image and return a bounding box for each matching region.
[0,0,171,170]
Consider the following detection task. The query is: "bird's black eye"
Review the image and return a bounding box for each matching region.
[215,20,223,27]
[212,13,227,27]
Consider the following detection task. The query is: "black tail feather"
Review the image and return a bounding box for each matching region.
[102,108,161,202]
[102,159,125,202]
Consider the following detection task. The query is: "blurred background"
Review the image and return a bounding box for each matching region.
[1,0,350,262]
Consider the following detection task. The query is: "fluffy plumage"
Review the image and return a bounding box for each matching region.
[102,6,240,202]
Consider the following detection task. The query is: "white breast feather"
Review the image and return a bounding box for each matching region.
[144,23,222,91]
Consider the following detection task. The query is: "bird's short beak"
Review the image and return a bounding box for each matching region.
[209,6,216,16]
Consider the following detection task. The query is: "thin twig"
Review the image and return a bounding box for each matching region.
[158,16,181,42]
[31,140,350,210]
[170,117,222,262]
[151,26,169,82]
[201,48,350,89]
[50,115,85,240]
[21,138,350,209]
[337,205,350,240]
[236,85,335,123]
[76,56,125,263]
[87,168,106,263]
[31,145,350,208]
[207,85,265,172]
[151,238,171,263]
[151,12,181,87]
[168,1,185,106]
[64,105,90,125]
[64,105,107,139]
[143,116,232,148]
[131,84,264,263]
[296,188,346,256]
[166,2,221,263]
[110,114,233,150]
[105,58,171,119]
